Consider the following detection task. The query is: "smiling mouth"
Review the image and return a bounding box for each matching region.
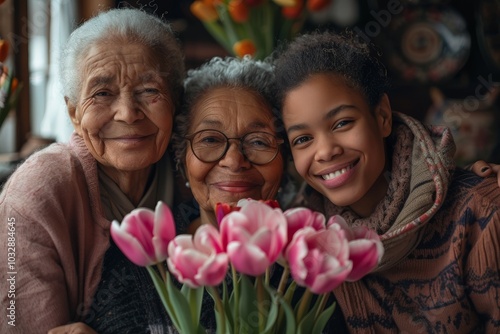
[320,160,358,180]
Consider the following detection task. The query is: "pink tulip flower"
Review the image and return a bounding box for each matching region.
[286,226,352,294]
[219,199,287,276]
[216,199,281,224]
[327,215,384,281]
[110,201,176,267]
[283,207,326,250]
[167,224,229,288]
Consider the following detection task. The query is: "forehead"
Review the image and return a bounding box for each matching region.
[190,87,275,129]
[80,39,163,82]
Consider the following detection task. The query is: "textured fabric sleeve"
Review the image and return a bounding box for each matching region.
[0,149,91,334]
[464,179,500,332]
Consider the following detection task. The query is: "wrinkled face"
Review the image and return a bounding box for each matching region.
[68,40,175,173]
[185,87,283,215]
[282,74,392,216]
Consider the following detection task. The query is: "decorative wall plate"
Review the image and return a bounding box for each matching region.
[381,5,470,83]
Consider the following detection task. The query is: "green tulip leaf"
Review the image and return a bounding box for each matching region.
[238,275,259,333]
[146,267,181,330]
[165,271,199,333]
[181,284,204,327]
[311,303,336,334]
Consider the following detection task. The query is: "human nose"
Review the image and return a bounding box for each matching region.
[314,135,343,162]
[218,139,251,171]
[113,93,144,123]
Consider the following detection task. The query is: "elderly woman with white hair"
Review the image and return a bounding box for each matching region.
[0,8,184,333]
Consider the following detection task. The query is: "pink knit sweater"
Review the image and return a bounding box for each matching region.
[1,134,113,333]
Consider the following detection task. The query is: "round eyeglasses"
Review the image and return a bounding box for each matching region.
[185,129,284,165]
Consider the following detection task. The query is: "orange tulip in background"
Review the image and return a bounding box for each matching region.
[282,0,305,19]
[233,39,256,58]
[190,0,332,60]
[228,0,249,23]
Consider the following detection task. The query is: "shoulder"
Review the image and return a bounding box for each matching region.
[438,168,500,229]
[448,168,500,207]
[3,142,88,194]
[0,141,97,219]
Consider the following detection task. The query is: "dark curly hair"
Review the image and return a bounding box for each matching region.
[274,30,390,111]
[172,56,288,177]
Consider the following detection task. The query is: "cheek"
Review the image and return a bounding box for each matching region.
[185,152,211,186]
[260,160,284,197]
[153,111,174,133]
[290,149,309,179]
[80,106,110,136]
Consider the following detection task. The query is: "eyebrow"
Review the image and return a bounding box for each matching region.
[139,71,163,84]
[286,104,355,134]
[87,75,114,91]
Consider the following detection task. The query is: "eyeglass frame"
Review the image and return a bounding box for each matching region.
[185,129,285,165]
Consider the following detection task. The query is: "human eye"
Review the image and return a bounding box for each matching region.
[291,135,312,147]
[91,90,114,103]
[245,133,275,149]
[334,119,353,130]
[92,89,113,97]
[195,131,225,146]
[141,87,160,95]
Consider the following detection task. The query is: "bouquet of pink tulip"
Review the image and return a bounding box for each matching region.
[111,199,384,333]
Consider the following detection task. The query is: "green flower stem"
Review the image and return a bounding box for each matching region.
[256,275,265,333]
[156,262,166,282]
[296,288,313,324]
[208,286,226,334]
[314,292,330,321]
[231,265,240,333]
[262,3,274,58]
[265,267,270,286]
[277,265,290,296]
[203,21,232,53]
[216,4,239,47]
[146,267,181,330]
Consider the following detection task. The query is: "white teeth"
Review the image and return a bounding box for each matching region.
[322,165,351,180]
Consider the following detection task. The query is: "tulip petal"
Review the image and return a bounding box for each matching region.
[227,242,269,276]
[110,220,156,266]
[196,253,229,286]
[347,240,381,281]
[122,209,156,258]
[154,201,176,243]
[194,224,224,254]
[309,259,352,294]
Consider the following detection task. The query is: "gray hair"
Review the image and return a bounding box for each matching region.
[60,8,184,107]
[173,56,286,173]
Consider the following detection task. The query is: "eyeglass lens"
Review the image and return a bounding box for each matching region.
[190,130,281,164]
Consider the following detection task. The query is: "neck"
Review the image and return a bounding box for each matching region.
[99,164,153,206]
[349,172,389,218]
[186,209,218,234]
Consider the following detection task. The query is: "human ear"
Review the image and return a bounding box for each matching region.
[65,96,82,136]
[375,94,392,138]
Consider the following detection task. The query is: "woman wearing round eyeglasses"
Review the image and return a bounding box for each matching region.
[172,56,287,233]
